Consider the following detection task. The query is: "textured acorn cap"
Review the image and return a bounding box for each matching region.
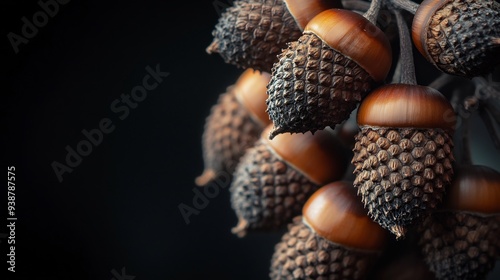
[230,139,321,236]
[305,9,392,82]
[233,69,272,126]
[418,211,500,280]
[412,0,500,77]
[303,181,387,251]
[266,31,374,138]
[196,69,270,186]
[283,0,342,30]
[352,127,455,238]
[263,125,347,185]
[230,125,347,236]
[417,165,500,279]
[357,84,456,132]
[270,216,382,280]
[445,165,500,215]
[207,0,302,71]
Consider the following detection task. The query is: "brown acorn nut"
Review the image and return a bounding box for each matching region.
[418,165,500,280]
[283,0,342,30]
[230,125,347,237]
[196,69,271,186]
[412,0,500,78]
[352,84,456,239]
[266,9,392,138]
[270,182,387,279]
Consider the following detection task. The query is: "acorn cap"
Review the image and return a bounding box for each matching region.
[196,86,265,186]
[418,211,500,279]
[230,138,321,236]
[283,0,342,30]
[412,0,500,77]
[263,125,347,185]
[207,0,302,71]
[270,216,382,279]
[233,69,272,126]
[445,165,500,215]
[304,9,392,82]
[303,181,387,251]
[357,84,456,131]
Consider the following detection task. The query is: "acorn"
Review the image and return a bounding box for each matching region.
[270,181,387,279]
[266,8,392,138]
[418,165,500,280]
[230,124,347,236]
[412,0,500,78]
[352,84,456,238]
[196,69,271,186]
[207,0,342,72]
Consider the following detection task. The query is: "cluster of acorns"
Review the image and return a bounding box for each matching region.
[197,0,500,279]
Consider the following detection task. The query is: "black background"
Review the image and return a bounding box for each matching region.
[2,0,499,279]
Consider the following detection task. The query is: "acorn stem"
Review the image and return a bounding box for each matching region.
[363,0,383,24]
[394,9,417,85]
[479,106,500,150]
[342,0,370,12]
[389,0,418,14]
[472,76,500,100]
[391,52,402,84]
[428,74,456,91]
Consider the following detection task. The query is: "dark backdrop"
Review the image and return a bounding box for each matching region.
[2,0,499,280]
[3,0,281,279]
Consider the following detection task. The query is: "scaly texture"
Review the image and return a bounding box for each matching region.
[207,0,302,72]
[418,211,500,280]
[266,32,373,138]
[197,88,264,186]
[352,128,454,238]
[425,0,500,77]
[270,216,379,280]
[230,140,318,236]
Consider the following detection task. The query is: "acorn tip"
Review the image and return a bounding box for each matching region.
[231,218,249,238]
[391,225,407,240]
[206,40,219,54]
[195,169,217,186]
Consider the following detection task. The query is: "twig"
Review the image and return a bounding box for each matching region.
[389,0,419,14]
[394,9,417,85]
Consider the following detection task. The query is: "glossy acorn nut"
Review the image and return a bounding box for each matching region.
[207,0,302,72]
[352,84,456,238]
[266,9,392,139]
[196,69,271,186]
[230,125,347,236]
[418,165,500,280]
[283,0,342,30]
[412,0,500,78]
[270,181,387,279]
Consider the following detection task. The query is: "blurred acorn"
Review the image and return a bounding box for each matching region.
[196,69,271,186]
[352,84,456,238]
[412,0,500,78]
[418,165,500,280]
[270,181,387,279]
[266,9,392,138]
[230,125,347,236]
[207,0,342,72]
